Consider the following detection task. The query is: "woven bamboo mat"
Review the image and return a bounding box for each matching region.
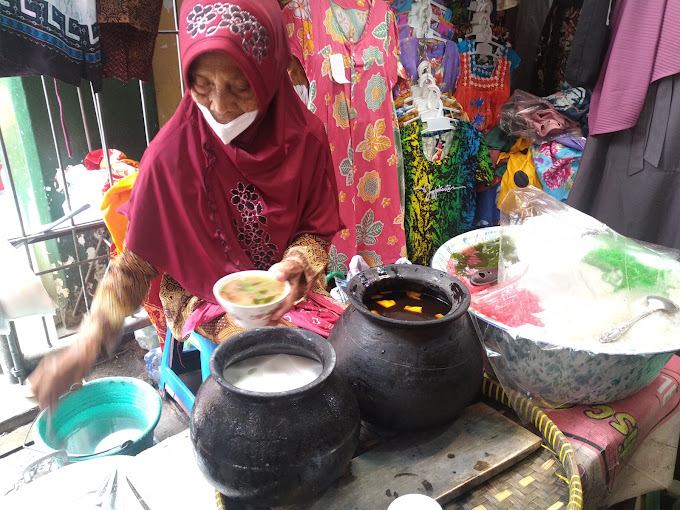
[446,444,570,510]
[216,429,570,510]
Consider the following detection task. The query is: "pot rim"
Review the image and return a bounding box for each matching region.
[208,327,336,400]
[346,264,471,329]
[470,308,680,357]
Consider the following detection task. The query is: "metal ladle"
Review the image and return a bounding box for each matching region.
[599,296,678,343]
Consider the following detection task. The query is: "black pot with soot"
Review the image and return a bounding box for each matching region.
[190,327,361,508]
[328,264,483,431]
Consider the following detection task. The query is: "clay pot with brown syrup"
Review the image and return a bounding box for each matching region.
[328,264,483,430]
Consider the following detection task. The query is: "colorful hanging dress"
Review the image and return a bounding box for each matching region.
[455,40,519,134]
[283,0,406,273]
[401,119,494,266]
[399,37,460,95]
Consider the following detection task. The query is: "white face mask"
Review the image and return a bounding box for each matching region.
[196,103,258,145]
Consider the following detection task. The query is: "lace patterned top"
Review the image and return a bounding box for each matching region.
[455,40,519,134]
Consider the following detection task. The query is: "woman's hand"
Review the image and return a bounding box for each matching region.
[268,259,306,322]
[288,57,309,88]
[27,330,100,410]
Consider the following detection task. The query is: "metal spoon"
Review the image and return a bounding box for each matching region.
[599,296,678,343]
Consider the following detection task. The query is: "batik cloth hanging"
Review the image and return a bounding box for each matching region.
[284,0,407,273]
[98,0,164,82]
[0,0,102,91]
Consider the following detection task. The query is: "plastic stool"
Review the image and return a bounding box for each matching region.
[158,329,217,414]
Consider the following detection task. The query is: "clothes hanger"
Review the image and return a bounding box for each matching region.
[467,8,504,58]
[422,105,455,133]
[419,88,455,133]
[406,65,437,104]
[423,29,447,44]
[469,0,493,13]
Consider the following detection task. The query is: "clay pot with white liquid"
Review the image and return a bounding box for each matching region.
[190,327,360,507]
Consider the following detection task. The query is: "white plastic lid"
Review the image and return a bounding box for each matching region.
[387,494,443,510]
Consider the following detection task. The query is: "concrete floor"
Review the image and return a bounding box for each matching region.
[0,334,193,497]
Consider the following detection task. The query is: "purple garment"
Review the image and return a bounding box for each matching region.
[555,135,586,151]
[398,23,411,40]
[589,0,680,135]
[399,36,460,94]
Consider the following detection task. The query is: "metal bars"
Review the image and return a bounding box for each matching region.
[0,0,183,365]
[42,76,92,312]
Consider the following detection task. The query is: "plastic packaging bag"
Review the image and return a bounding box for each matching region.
[0,240,55,320]
[469,187,680,408]
[134,325,160,351]
[144,347,162,383]
[499,89,581,144]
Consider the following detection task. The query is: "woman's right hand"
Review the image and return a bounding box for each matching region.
[27,332,100,410]
[288,56,309,88]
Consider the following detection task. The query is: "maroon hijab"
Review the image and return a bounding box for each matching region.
[124,0,341,303]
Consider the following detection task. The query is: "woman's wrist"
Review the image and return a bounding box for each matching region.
[76,312,116,363]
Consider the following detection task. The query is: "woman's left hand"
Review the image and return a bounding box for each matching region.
[268,259,306,322]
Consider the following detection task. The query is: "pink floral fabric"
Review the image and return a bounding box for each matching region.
[530,141,582,202]
[283,0,407,273]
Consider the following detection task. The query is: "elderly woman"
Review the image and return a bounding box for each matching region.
[29,0,342,409]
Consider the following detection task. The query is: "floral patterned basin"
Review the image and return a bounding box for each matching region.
[433,228,676,405]
[470,311,674,405]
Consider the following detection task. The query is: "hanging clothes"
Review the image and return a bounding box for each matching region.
[567,73,680,250]
[283,0,407,273]
[564,0,613,90]
[532,0,584,97]
[587,0,680,136]
[455,40,519,134]
[0,0,103,91]
[98,0,164,82]
[401,119,494,265]
[399,37,459,95]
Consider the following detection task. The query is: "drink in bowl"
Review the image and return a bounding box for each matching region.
[213,270,291,329]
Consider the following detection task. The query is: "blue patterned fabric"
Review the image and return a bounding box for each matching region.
[0,0,102,90]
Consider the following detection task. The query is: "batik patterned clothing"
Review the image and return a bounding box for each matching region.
[455,40,519,134]
[0,0,103,91]
[533,0,583,97]
[284,0,407,273]
[401,120,493,266]
[98,0,164,82]
[87,232,333,353]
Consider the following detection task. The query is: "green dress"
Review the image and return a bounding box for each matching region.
[401,119,494,266]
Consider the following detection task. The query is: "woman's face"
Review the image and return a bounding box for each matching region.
[189,51,258,124]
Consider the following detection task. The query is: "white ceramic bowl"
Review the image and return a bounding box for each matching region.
[213,270,291,329]
[387,494,442,510]
[430,226,502,287]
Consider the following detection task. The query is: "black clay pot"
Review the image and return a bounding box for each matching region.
[190,327,361,507]
[328,264,483,431]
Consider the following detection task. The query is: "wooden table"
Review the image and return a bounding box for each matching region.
[122,403,679,510]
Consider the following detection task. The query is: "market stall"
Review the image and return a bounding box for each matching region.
[1,1,679,509]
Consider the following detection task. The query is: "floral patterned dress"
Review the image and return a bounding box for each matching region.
[283,0,406,273]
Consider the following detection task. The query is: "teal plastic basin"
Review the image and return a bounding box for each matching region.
[33,377,162,462]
